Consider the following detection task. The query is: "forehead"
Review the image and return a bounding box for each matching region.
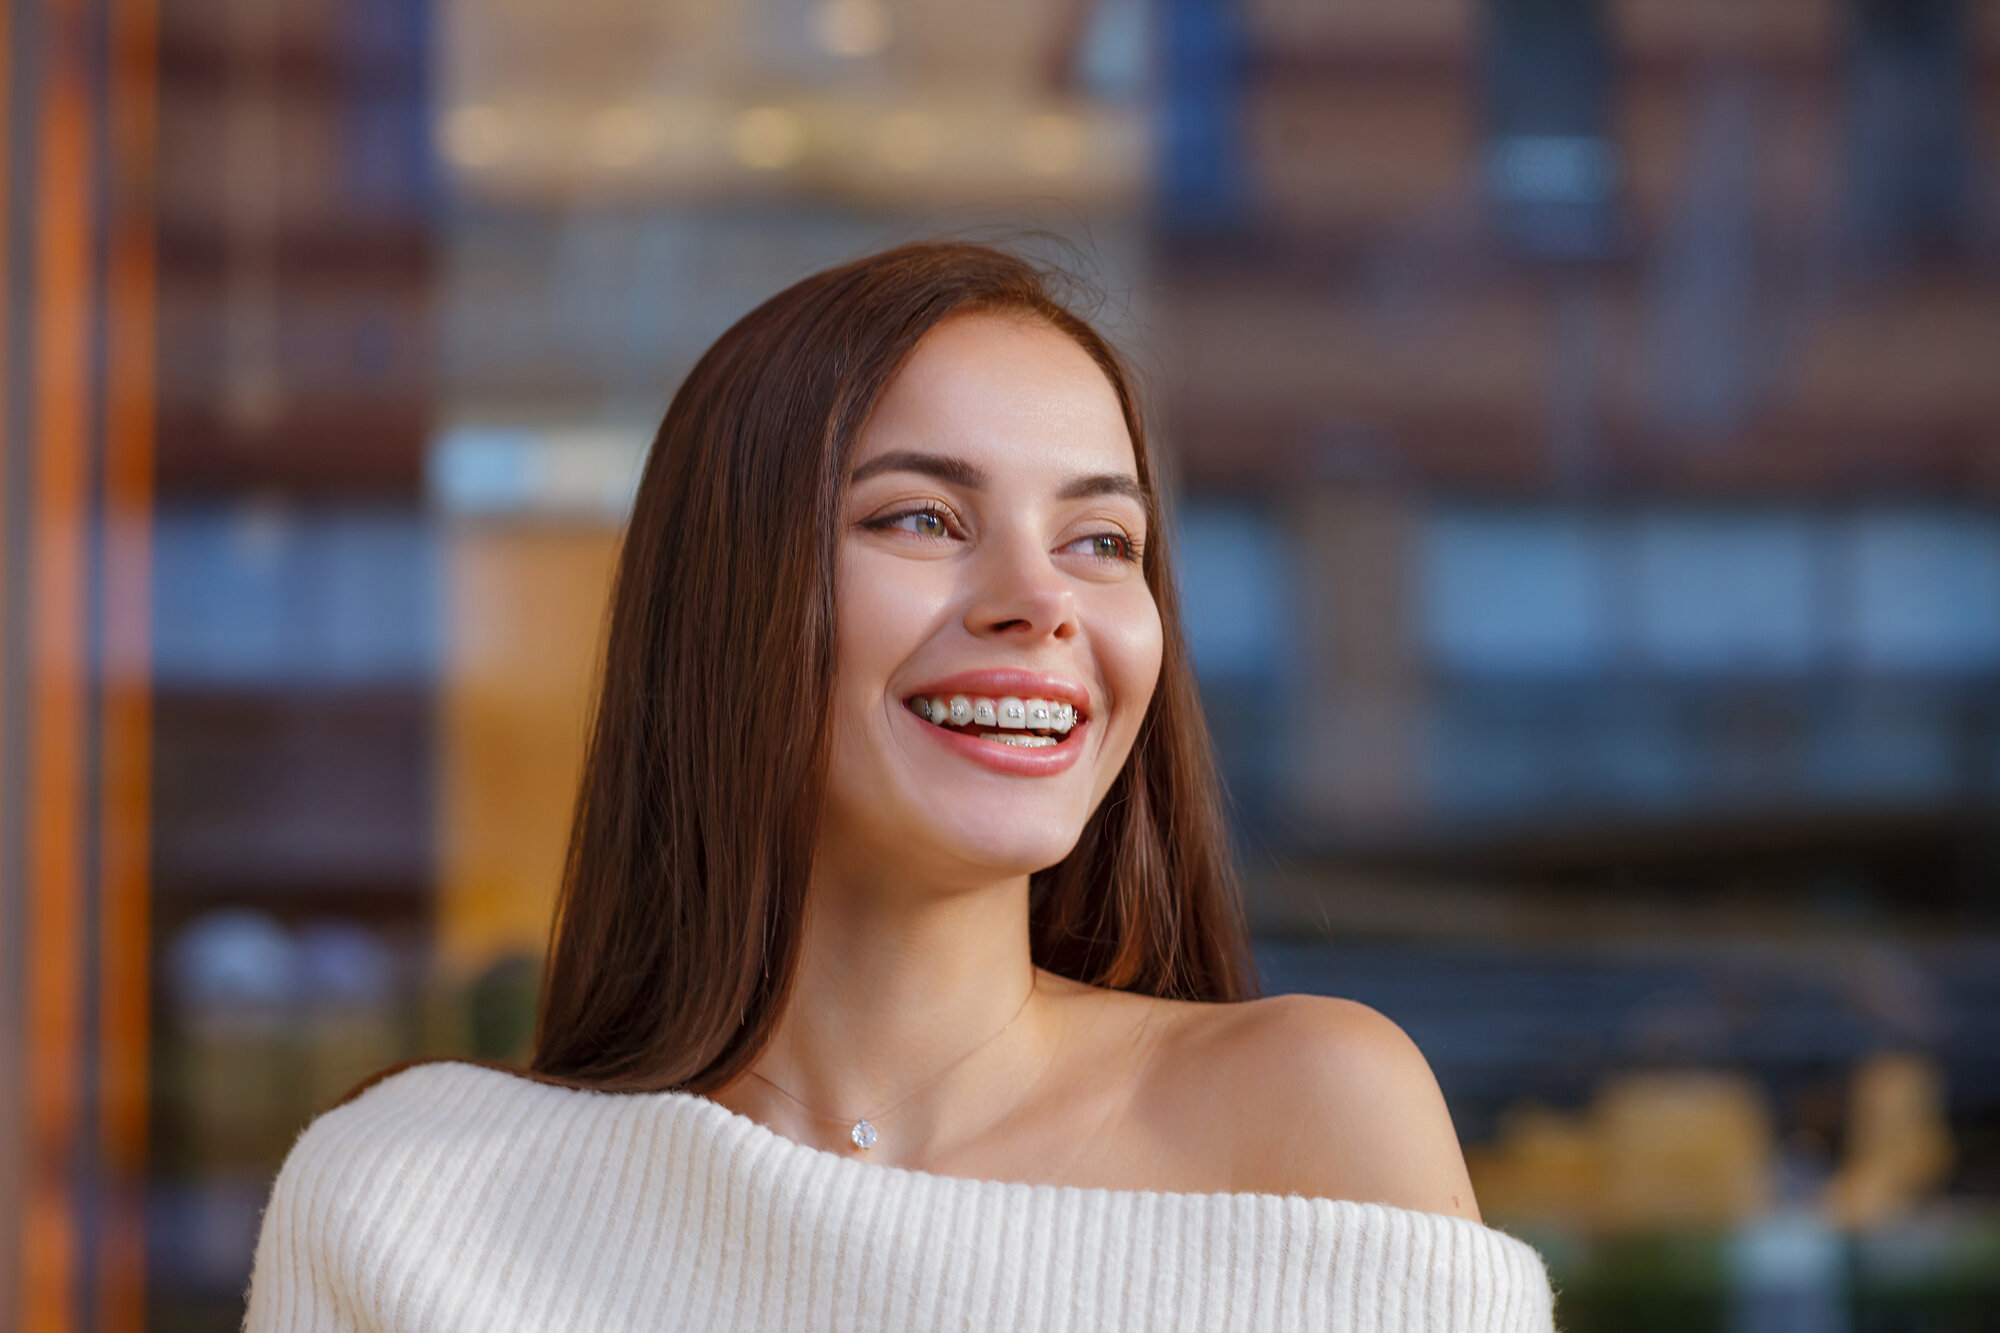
[851,313,1136,477]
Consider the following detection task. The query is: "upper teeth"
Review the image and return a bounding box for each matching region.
[910,693,1078,733]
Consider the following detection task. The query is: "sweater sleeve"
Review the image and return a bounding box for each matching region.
[238,1072,414,1328]
[241,1109,363,1333]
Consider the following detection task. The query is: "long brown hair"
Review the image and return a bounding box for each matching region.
[531,241,1256,1093]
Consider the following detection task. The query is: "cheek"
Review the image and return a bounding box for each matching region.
[1095,582,1165,727]
[833,558,892,676]
[832,549,953,700]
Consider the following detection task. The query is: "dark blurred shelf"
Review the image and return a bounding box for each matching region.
[1307,803,1996,883]
[156,404,432,499]
[152,684,435,901]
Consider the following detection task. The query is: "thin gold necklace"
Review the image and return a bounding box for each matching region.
[746,970,1038,1151]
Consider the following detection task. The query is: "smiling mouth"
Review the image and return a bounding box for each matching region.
[904,693,1085,748]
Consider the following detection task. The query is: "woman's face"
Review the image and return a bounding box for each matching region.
[819,313,1162,890]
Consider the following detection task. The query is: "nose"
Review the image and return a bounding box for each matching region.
[963,535,1079,642]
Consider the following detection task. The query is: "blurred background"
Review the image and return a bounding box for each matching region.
[4,0,1998,1328]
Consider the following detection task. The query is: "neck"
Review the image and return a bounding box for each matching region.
[722,854,1051,1162]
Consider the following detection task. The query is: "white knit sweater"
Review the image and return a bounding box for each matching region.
[243,1060,1558,1332]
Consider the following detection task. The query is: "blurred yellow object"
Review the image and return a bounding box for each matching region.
[1594,1070,1774,1229]
[1469,1069,1777,1232]
[1819,1052,1954,1230]
[434,0,1150,206]
[438,524,621,976]
[1464,1103,1605,1227]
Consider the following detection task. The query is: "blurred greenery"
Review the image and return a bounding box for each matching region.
[1545,1232,1728,1333]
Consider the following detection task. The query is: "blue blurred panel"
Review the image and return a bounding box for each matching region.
[1427,687,1576,815]
[1486,135,1619,208]
[1841,512,2000,674]
[1577,688,1699,810]
[154,503,440,688]
[1632,513,1824,676]
[347,89,436,221]
[427,425,648,519]
[1074,0,1150,101]
[1485,0,1610,139]
[1175,503,1289,683]
[147,1177,270,1299]
[166,910,300,1013]
[153,508,291,681]
[1482,0,1620,259]
[1810,692,1960,803]
[1844,0,1970,259]
[296,919,399,1007]
[426,427,541,514]
[1154,0,1249,233]
[1256,935,2000,1134]
[1421,509,1613,676]
[345,0,429,75]
[1428,684,1699,817]
[342,0,435,218]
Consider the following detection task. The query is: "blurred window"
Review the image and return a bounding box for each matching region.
[1175,502,1292,830]
[1844,0,1969,260]
[428,425,648,520]
[154,502,439,688]
[1810,692,1961,802]
[1419,506,2000,817]
[1839,511,2000,675]
[1422,509,1614,676]
[1483,0,1619,259]
[1176,503,1292,683]
[1631,513,1825,676]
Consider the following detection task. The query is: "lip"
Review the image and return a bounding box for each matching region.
[900,669,1092,717]
[897,669,1094,778]
[903,705,1090,777]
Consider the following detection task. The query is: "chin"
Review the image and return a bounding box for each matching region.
[966,835,1083,879]
[923,810,1087,881]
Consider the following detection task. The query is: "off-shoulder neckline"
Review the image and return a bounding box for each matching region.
[351,1056,1516,1237]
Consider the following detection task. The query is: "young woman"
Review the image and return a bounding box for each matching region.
[245,243,1556,1331]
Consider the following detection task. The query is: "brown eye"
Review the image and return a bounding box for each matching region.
[862,504,959,540]
[1061,531,1142,563]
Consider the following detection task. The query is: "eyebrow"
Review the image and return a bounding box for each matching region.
[849,450,1150,507]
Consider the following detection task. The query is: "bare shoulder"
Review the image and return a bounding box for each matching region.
[1155,993,1482,1221]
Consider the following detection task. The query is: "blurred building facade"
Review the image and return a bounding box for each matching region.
[1168,0,2000,857]
[3,0,1998,1329]
[1171,3,2000,1319]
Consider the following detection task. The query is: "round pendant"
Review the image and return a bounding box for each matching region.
[850,1119,878,1150]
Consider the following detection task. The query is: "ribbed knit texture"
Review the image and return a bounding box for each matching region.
[243,1060,1558,1332]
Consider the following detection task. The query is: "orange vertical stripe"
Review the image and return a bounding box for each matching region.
[25,0,94,1330]
[100,0,157,1323]
[0,0,13,1320]
[0,0,13,828]
[0,0,12,844]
